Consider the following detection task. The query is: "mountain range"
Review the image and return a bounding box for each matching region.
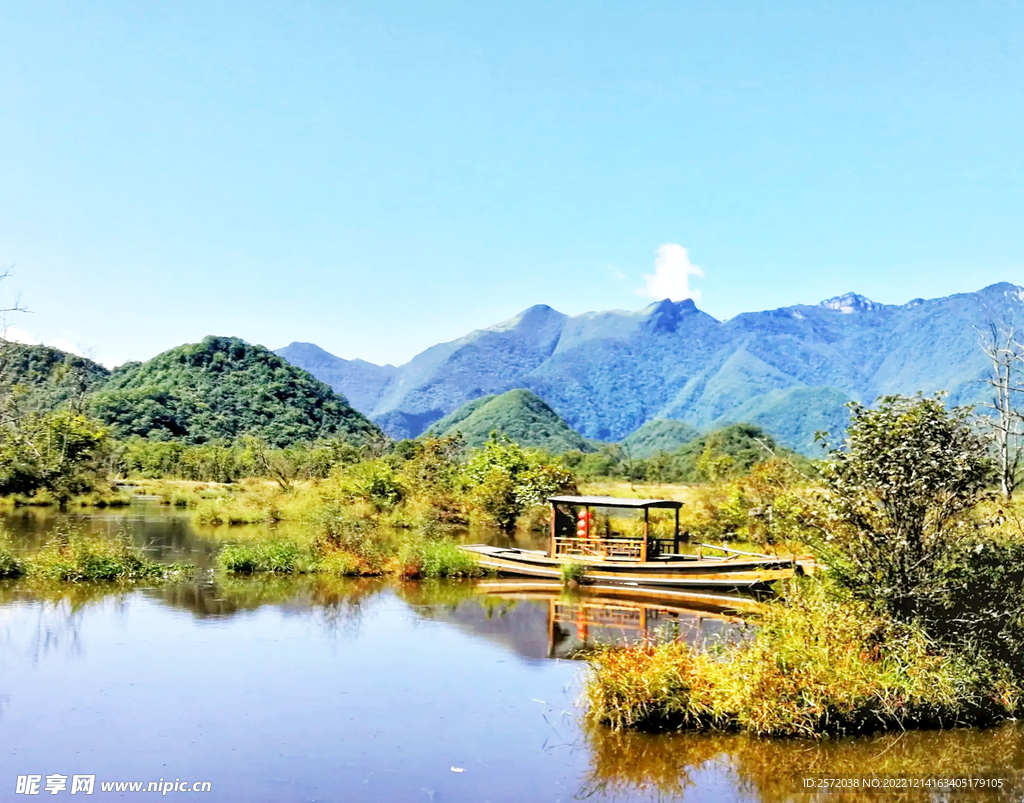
[277,283,1024,453]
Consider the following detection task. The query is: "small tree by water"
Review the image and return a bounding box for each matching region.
[816,394,995,622]
[463,434,576,530]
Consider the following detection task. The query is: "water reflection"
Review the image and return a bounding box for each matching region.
[4,506,1022,802]
[409,580,752,661]
[582,723,1024,801]
[1,504,223,567]
[2,576,754,662]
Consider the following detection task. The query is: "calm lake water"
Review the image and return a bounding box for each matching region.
[2,504,1024,802]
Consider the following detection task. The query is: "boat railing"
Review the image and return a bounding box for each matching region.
[552,536,644,561]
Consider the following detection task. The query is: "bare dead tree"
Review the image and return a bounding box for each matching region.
[977,323,1024,500]
[0,269,30,428]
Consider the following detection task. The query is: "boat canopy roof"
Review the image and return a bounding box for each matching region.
[548,495,683,510]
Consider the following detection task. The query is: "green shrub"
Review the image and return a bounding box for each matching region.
[813,394,996,623]
[462,435,576,530]
[0,543,25,578]
[561,560,588,585]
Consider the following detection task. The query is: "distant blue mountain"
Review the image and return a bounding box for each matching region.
[276,283,1024,452]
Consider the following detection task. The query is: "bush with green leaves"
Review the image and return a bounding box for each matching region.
[814,394,996,623]
[330,458,405,511]
[0,538,24,579]
[684,458,818,546]
[462,434,576,530]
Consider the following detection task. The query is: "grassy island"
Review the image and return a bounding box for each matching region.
[0,532,192,583]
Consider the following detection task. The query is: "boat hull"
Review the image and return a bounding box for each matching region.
[461,545,795,591]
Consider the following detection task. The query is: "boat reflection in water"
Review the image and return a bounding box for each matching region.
[410,579,758,661]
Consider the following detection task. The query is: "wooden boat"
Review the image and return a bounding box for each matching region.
[460,494,800,591]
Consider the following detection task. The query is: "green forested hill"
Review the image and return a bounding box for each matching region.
[661,423,807,482]
[426,388,591,452]
[621,419,700,459]
[0,342,111,411]
[88,336,380,447]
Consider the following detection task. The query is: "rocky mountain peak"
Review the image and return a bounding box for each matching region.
[819,292,879,313]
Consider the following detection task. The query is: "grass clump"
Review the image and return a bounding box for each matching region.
[213,526,483,580]
[193,495,282,525]
[584,579,1015,737]
[216,539,311,574]
[27,533,192,582]
[560,560,588,585]
[399,538,483,579]
[0,539,25,578]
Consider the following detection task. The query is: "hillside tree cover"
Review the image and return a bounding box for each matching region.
[89,336,381,448]
[561,423,807,484]
[619,419,699,459]
[0,339,115,501]
[426,388,591,453]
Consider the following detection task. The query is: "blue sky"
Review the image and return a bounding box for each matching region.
[1,1,1022,367]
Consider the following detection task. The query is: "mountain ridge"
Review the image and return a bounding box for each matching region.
[277,282,1024,451]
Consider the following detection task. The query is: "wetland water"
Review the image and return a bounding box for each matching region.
[2,505,1024,802]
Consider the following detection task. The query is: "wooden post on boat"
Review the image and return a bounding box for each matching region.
[674,507,680,555]
[549,501,557,558]
[641,508,649,562]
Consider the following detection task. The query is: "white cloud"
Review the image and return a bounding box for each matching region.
[636,243,704,302]
[97,355,123,369]
[606,264,626,281]
[3,326,39,345]
[47,338,84,357]
[1,327,90,358]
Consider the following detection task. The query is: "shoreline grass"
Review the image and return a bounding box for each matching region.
[0,488,134,509]
[583,578,1018,738]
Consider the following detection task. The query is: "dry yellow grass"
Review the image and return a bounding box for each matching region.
[578,479,703,504]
